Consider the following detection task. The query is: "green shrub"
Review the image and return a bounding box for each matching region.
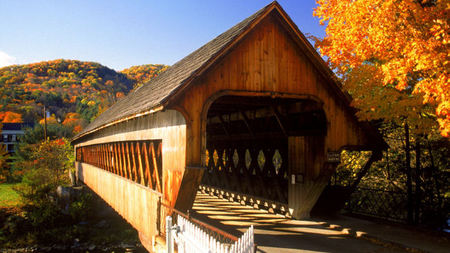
[69,192,93,221]
[13,138,73,205]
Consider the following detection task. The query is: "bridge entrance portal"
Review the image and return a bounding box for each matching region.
[201,95,328,217]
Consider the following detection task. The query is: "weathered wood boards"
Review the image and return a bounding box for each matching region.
[76,162,161,241]
[74,110,186,251]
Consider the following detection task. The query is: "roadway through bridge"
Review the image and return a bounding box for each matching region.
[191,191,406,253]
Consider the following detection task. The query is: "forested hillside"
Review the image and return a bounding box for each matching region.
[0,60,167,134]
[121,64,168,88]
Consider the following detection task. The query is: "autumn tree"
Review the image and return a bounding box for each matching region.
[121,64,168,88]
[314,0,449,137]
[0,111,23,123]
[0,123,10,183]
[62,112,86,134]
[314,0,449,225]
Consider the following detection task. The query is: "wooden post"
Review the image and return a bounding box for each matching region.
[121,142,128,179]
[131,142,138,182]
[143,142,153,189]
[126,142,133,181]
[100,145,104,170]
[150,142,162,192]
[136,142,145,185]
[288,136,329,219]
[113,143,120,175]
[104,144,108,170]
[106,144,111,172]
[96,146,99,167]
[118,143,125,177]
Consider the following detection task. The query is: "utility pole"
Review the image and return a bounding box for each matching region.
[43,105,47,141]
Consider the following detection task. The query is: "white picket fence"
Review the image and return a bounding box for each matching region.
[166,215,255,253]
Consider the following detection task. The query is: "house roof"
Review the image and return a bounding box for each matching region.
[1,123,34,131]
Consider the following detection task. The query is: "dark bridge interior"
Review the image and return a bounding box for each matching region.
[202,95,327,213]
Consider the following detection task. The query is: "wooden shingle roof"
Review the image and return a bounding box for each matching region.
[75,3,274,139]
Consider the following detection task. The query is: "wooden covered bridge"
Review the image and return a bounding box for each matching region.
[72,2,385,251]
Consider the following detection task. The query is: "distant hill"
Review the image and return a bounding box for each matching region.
[121,64,168,88]
[0,59,167,135]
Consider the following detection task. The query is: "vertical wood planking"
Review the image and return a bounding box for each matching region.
[76,163,160,246]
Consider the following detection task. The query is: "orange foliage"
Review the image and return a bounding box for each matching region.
[73,125,82,134]
[39,115,57,125]
[116,92,125,98]
[121,64,168,87]
[62,112,84,134]
[64,112,80,119]
[62,118,78,126]
[314,0,449,136]
[0,111,23,123]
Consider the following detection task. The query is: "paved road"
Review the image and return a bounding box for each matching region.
[192,192,406,253]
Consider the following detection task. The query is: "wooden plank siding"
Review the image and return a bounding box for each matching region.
[74,110,187,247]
[76,162,161,241]
[74,110,186,204]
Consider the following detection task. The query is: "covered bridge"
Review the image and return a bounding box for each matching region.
[72,2,385,251]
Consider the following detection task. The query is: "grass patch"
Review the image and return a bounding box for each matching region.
[0,183,21,208]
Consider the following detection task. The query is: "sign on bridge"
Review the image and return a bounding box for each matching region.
[327,151,341,163]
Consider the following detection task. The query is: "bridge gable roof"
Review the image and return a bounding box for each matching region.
[74,2,370,144]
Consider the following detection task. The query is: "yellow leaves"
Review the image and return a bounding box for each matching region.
[121,64,168,87]
[39,114,57,125]
[315,0,450,137]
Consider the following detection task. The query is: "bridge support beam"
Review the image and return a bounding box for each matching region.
[288,136,336,219]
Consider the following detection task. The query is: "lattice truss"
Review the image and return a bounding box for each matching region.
[76,140,163,192]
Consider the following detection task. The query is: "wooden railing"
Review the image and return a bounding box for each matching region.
[160,202,239,245]
[167,215,255,253]
[76,140,162,192]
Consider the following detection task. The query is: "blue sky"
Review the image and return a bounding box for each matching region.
[0,0,325,70]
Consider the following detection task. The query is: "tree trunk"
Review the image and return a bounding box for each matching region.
[427,139,443,216]
[405,123,413,224]
[414,135,421,224]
